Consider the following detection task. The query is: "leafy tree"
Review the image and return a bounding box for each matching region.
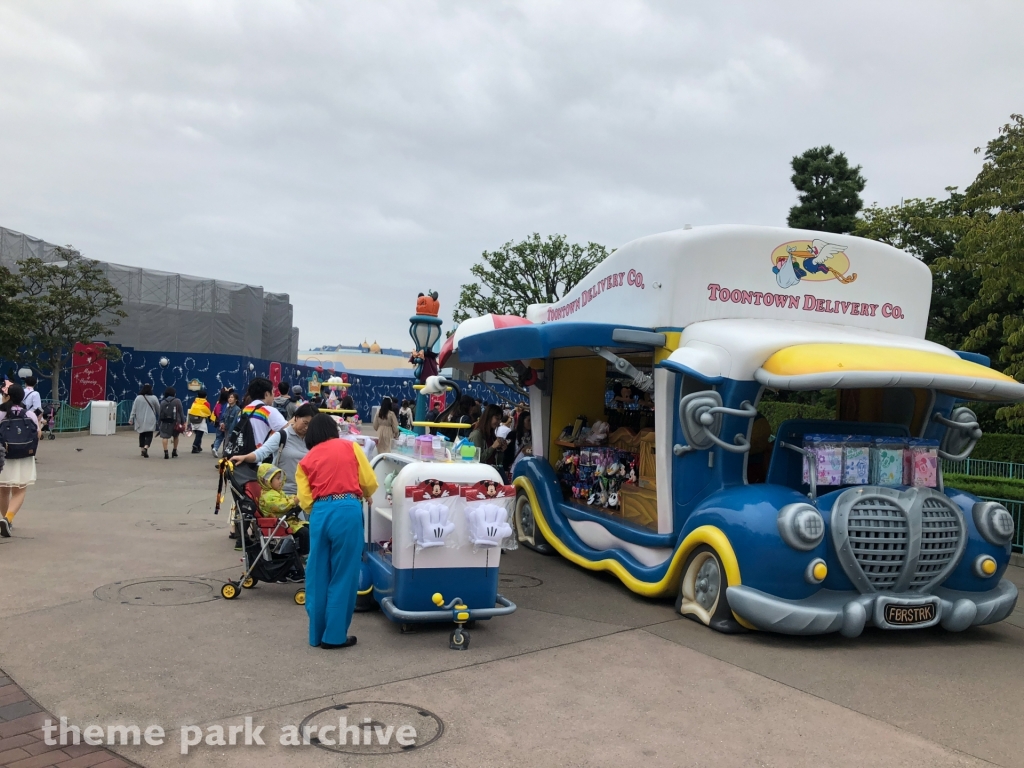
[453,233,609,322]
[17,247,126,399]
[787,145,866,233]
[854,191,988,354]
[949,114,1024,427]
[0,264,34,368]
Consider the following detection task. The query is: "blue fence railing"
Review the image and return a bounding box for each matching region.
[942,458,1024,480]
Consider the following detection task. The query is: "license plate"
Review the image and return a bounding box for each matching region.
[883,603,936,626]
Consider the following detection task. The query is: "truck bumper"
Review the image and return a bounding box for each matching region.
[726,579,1018,637]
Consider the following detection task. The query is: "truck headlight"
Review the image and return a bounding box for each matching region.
[973,501,1015,547]
[778,503,825,551]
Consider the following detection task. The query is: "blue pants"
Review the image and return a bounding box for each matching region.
[306,496,364,646]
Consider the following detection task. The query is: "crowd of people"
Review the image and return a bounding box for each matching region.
[2,369,530,648]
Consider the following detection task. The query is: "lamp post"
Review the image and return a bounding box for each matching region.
[409,293,443,435]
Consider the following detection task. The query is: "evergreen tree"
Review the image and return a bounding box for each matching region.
[787,145,866,233]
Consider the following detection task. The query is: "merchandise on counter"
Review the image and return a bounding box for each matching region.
[871,438,906,486]
[842,436,872,485]
[802,434,843,486]
[906,438,939,487]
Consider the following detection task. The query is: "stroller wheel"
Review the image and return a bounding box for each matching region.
[47,432,56,440]
[294,589,306,606]
[242,577,256,589]
[221,583,239,600]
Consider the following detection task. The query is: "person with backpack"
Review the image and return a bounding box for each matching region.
[128,383,161,458]
[272,381,291,420]
[187,389,213,454]
[0,384,40,537]
[158,387,185,459]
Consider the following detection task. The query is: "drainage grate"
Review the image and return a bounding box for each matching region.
[498,574,543,589]
[135,519,220,532]
[300,701,443,755]
[94,577,225,606]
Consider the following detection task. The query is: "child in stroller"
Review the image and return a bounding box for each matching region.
[219,463,306,602]
[40,402,58,440]
[257,463,309,558]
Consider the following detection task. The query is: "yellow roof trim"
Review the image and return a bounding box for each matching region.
[756,343,1024,402]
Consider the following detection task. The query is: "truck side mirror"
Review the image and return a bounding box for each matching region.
[674,391,756,456]
[935,406,983,462]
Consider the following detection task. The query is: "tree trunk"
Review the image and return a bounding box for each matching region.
[50,363,62,404]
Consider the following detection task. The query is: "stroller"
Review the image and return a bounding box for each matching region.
[40,402,59,440]
[218,463,306,605]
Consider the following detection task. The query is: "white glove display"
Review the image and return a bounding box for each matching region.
[466,503,513,549]
[410,501,455,548]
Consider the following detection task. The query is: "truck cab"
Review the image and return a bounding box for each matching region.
[441,225,1022,636]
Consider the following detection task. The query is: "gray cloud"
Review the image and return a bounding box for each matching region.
[1,1,1021,348]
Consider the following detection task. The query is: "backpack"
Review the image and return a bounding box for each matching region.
[224,411,259,458]
[159,398,178,423]
[0,408,39,460]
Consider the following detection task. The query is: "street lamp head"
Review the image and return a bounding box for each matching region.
[409,315,443,352]
[159,357,169,368]
[17,367,32,379]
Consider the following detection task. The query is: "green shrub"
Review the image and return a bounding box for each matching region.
[943,474,1024,501]
[971,433,1024,463]
[759,401,833,434]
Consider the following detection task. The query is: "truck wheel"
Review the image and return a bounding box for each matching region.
[515,492,553,555]
[676,545,744,634]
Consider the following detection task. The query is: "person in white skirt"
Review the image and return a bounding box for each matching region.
[0,383,40,537]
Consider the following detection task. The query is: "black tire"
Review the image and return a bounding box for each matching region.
[675,544,744,634]
[514,491,554,555]
[355,589,376,613]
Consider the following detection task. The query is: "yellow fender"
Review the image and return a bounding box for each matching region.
[513,476,755,629]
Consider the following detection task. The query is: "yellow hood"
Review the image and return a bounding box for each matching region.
[257,463,284,489]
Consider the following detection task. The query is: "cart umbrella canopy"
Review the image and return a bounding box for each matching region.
[439,313,533,375]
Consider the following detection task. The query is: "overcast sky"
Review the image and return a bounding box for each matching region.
[1,1,1022,350]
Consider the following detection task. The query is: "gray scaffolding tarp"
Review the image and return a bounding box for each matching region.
[0,225,298,362]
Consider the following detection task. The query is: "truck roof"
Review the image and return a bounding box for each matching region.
[525,224,932,339]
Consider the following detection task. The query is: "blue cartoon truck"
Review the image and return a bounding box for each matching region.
[438,225,1022,636]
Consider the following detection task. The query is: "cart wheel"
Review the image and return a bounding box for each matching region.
[449,627,470,650]
[355,589,376,613]
[221,583,239,600]
[515,492,554,554]
[294,589,306,606]
[400,623,417,634]
[676,545,743,634]
[242,576,256,589]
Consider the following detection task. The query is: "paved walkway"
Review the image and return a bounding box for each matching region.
[0,671,133,768]
[1,430,1023,767]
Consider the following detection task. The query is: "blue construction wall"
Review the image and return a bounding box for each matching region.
[2,346,522,419]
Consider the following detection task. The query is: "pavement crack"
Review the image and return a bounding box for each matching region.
[101,486,145,506]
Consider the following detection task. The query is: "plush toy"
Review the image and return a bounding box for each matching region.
[606,491,619,509]
[384,471,397,504]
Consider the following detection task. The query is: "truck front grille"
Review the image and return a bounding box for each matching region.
[847,498,908,591]
[832,488,966,594]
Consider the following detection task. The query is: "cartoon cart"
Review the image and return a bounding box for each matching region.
[439,224,1022,637]
[360,453,517,649]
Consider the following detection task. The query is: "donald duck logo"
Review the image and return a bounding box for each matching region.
[771,239,857,289]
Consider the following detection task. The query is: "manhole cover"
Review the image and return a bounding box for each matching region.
[135,519,220,532]
[94,577,225,606]
[301,702,443,755]
[499,573,543,589]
